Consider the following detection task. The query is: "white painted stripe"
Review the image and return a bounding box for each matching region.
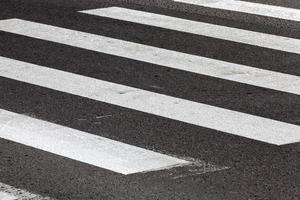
[0,108,189,175]
[0,192,17,200]
[0,57,300,145]
[80,7,300,54]
[0,182,54,200]
[0,19,300,96]
[173,0,300,22]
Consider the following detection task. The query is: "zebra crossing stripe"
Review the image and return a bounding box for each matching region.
[173,0,300,22]
[79,7,300,54]
[0,108,190,175]
[0,182,54,200]
[1,56,300,145]
[0,19,300,96]
[0,192,17,200]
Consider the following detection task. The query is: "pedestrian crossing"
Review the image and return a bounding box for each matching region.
[1,56,300,145]
[0,0,300,199]
[1,19,300,96]
[80,7,300,54]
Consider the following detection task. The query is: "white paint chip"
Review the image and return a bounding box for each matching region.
[0,56,300,145]
[0,19,300,96]
[173,0,300,22]
[0,108,190,175]
[80,7,300,54]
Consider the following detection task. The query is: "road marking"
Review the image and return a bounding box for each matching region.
[80,7,300,54]
[1,57,300,145]
[173,0,300,22]
[0,192,17,200]
[0,19,300,96]
[0,182,54,200]
[0,108,189,175]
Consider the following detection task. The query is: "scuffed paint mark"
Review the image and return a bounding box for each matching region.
[132,153,229,178]
[222,70,246,76]
[77,118,87,121]
[95,114,112,119]
[168,157,229,179]
[93,114,113,124]
[110,88,138,95]
[171,164,229,179]
[136,161,192,174]
[149,85,164,90]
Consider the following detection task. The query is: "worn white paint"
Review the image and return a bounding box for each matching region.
[173,0,300,22]
[80,7,300,54]
[0,108,189,175]
[1,57,300,145]
[0,19,300,96]
[0,182,54,200]
[0,192,17,200]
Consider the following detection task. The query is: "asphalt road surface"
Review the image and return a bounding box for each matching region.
[0,0,299,199]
